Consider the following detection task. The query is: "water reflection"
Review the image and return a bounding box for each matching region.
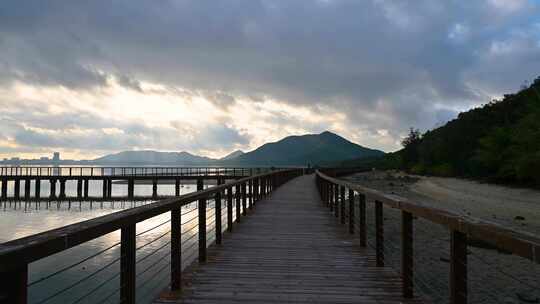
[1,179,200,199]
[0,182,238,304]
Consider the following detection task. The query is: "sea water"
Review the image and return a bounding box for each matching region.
[0,178,229,304]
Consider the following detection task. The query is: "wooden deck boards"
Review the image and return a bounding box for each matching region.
[156,174,423,303]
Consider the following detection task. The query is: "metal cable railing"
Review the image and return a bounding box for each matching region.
[0,168,303,304]
[317,170,540,304]
[33,255,122,304]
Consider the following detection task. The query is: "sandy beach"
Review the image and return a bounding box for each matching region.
[344,171,540,304]
[345,171,540,235]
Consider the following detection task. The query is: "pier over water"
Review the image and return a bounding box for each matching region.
[0,168,538,304]
[0,167,260,201]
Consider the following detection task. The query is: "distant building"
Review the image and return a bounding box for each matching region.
[52,152,60,161]
[40,157,49,161]
[11,157,20,161]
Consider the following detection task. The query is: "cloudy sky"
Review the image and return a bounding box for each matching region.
[1,0,539,160]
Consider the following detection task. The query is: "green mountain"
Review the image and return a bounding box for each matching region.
[226,131,384,166]
[220,150,244,160]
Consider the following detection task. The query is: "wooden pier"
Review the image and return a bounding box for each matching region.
[0,167,259,201]
[0,168,539,304]
[164,174,421,303]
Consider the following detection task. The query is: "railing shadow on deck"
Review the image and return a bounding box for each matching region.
[0,169,303,304]
[316,170,540,304]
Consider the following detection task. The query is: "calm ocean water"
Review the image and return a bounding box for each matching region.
[0,176,232,304]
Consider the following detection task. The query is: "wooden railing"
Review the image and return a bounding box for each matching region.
[0,167,266,177]
[315,170,540,304]
[0,168,303,304]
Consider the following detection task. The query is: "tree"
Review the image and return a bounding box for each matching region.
[401,128,422,148]
[401,128,422,170]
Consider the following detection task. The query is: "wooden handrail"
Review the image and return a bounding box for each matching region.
[316,170,540,264]
[0,169,299,268]
[316,169,540,304]
[0,168,303,304]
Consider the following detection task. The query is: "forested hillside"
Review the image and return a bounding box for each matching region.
[344,77,540,187]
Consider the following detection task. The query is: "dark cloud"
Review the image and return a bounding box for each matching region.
[0,0,539,153]
[205,92,237,110]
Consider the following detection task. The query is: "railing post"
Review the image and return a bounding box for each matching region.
[348,189,354,234]
[215,179,223,245]
[329,184,334,212]
[375,200,384,267]
[0,264,28,304]
[248,179,253,209]
[450,230,467,304]
[254,178,259,202]
[359,194,366,247]
[127,178,134,199]
[334,184,339,218]
[59,179,66,199]
[102,179,107,199]
[198,179,206,262]
[324,182,329,206]
[152,179,158,199]
[227,187,233,232]
[77,179,83,198]
[235,184,241,222]
[84,179,89,198]
[24,179,31,200]
[242,182,247,216]
[35,179,40,199]
[326,182,330,207]
[49,179,56,199]
[1,178,7,199]
[175,178,180,196]
[14,179,20,200]
[401,211,413,298]
[260,178,264,198]
[340,186,345,224]
[171,208,182,291]
[120,224,136,304]
[107,179,112,198]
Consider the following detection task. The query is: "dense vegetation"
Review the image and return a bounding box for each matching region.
[342,77,540,187]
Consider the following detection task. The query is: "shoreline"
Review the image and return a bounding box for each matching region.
[344,170,540,303]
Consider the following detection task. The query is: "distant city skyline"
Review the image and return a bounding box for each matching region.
[2,152,64,162]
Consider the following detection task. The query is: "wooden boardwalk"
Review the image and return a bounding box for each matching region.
[159,174,423,303]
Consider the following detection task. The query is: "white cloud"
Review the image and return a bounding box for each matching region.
[0,0,539,159]
[487,0,527,13]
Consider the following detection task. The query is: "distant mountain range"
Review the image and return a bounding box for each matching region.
[220,150,245,160]
[93,131,384,166]
[94,150,214,164]
[222,131,384,166]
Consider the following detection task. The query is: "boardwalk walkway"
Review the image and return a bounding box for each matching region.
[160,174,422,303]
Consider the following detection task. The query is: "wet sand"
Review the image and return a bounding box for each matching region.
[345,170,540,235]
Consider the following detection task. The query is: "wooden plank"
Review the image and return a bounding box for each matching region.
[0,170,299,269]
[158,175,424,304]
